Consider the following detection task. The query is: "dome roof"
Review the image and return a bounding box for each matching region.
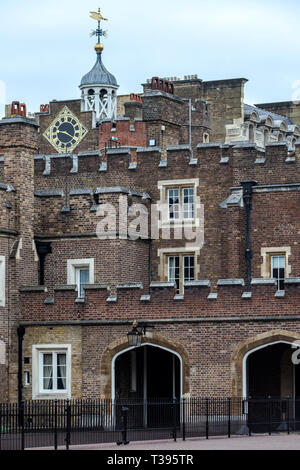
[80,52,118,87]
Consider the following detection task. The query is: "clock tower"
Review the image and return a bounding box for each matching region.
[79,8,119,122]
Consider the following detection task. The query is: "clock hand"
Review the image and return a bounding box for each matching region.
[58,130,74,138]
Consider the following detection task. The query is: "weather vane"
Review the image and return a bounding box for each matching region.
[90,8,108,44]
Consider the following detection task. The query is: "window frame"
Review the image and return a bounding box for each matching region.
[157,179,200,230]
[75,267,90,299]
[166,185,195,222]
[166,252,196,294]
[270,253,286,291]
[39,350,67,393]
[32,344,71,399]
[24,371,30,387]
[67,258,94,298]
[260,247,291,291]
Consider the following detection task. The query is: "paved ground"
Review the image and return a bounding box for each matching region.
[29,434,300,451]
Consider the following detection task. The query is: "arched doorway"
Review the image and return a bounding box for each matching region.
[113,343,181,401]
[112,343,182,428]
[232,330,300,398]
[244,341,300,432]
[244,341,300,398]
[232,331,300,433]
[100,334,190,401]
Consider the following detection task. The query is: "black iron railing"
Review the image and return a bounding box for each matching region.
[0,396,299,450]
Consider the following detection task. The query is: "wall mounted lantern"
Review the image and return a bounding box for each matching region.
[127,321,155,347]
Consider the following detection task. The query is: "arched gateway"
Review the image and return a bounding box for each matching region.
[232,330,300,398]
[100,334,190,401]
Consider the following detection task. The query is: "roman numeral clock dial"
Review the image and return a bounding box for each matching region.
[43,106,88,153]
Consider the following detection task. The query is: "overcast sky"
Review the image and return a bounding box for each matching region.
[1,0,300,117]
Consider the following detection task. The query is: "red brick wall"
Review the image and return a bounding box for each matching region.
[99,120,147,149]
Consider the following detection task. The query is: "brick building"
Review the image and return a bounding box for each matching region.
[1,16,300,409]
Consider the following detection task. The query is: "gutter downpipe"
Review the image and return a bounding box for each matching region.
[189,99,193,160]
[17,325,25,404]
[241,181,257,292]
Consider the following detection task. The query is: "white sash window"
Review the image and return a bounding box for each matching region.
[32,344,71,399]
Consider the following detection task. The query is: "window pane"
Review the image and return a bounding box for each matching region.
[43,377,53,390]
[271,256,285,290]
[183,256,195,282]
[77,268,89,298]
[43,354,53,390]
[183,188,194,219]
[168,256,180,293]
[43,353,52,365]
[80,269,89,284]
[57,353,67,390]
[168,189,180,219]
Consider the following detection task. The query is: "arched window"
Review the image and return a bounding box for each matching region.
[87,89,95,106]
[249,124,255,143]
[100,89,108,104]
[264,129,269,147]
[203,133,210,143]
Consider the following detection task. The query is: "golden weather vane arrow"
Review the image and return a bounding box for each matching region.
[90,8,107,22]
[89,7,108,45]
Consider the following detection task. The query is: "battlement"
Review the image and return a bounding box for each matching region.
[20,278,300,323]
[31,140,300,180]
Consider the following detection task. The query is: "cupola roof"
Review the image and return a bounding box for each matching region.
[80,51,118,87]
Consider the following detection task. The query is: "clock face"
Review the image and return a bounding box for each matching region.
[43,106,88,153]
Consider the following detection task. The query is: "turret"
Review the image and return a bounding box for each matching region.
[79,8,118,122]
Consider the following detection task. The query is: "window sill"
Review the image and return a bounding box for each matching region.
[33,392,70,400]
[162,219,198,227]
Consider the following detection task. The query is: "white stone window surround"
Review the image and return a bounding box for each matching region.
[157,247,200,284]
[32,344,71,400]
[0,256,5,307]
[168,253,195,294]
[260,247,291,279]
[67,258,95,296]
[157,179,200,229]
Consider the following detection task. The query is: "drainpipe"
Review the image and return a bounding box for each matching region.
[189,99,193,160]
[148,239,152,287]
[241,181,257,292]
[17,325,25,404]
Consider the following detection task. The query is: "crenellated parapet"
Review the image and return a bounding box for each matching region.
[32,140,300,181]
[30,140,300,242]
[20,278,300,323]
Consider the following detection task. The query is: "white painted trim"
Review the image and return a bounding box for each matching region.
[260,247,291,278]
[242,340,293,398]
[0,256,5,307]
[157,247,200,282]
[111,342,183,402]
[157,178,200,189]
[157,179,201,230]
[32,344,71,400]
[67,258,94,288]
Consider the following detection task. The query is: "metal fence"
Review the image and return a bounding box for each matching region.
[1,396,299,450]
